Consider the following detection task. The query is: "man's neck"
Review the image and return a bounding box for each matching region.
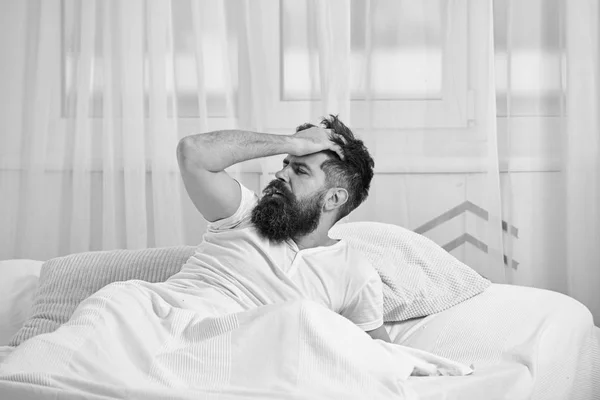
[292,224,338,250]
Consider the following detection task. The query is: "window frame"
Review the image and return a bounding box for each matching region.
[255,0,470,130]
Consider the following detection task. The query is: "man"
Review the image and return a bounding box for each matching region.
[171,115,390,342]
[0,117,468,400]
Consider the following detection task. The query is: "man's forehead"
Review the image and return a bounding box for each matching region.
[285,152,330,166]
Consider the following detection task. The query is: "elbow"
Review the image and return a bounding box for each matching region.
[177,137,205,171]
[176,137,192,160]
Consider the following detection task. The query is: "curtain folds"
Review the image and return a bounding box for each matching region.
[564,0,600,322]
[0,0,598,323]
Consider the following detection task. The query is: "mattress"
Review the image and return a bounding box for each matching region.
[386,284,600,400]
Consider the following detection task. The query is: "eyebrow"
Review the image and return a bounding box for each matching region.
[283,158,313,173]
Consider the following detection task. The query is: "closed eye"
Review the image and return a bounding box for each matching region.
[283,160,309,175]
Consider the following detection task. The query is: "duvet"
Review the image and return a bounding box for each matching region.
[0,279,472,400]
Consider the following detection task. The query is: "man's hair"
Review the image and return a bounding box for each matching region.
[295,115,374,222]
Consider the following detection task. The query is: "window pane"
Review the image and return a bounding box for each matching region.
[171,0,238,118]
[494,0,563,117]
[281,0,445,100]
[62,0,238,118]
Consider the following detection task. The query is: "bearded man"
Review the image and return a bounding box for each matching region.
[172,115,390,342]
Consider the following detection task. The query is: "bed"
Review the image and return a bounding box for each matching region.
[0,222,599,399]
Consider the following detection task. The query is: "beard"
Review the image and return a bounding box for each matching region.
[251,179,326,243]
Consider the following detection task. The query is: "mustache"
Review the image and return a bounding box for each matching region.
[263,179,293,200]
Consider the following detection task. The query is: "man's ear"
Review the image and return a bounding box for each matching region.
[323,187,348,212]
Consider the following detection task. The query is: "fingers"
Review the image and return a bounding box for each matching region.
[331,143,345,160]
[325,129,346,160]
[296,127,345,159]
[326,129,347,144]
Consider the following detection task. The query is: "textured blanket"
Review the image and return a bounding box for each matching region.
[0,279,472,399]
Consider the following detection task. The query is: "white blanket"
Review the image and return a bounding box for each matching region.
[0,280,472,399]
[392,284,600,400]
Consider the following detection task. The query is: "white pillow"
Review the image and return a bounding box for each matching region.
[330,221,491,322]
[0,259,43,346]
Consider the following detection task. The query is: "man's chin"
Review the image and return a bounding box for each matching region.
[261,197,286,206]
[251,192,322,243]
[252,222,292,243]
[251,204,292,242]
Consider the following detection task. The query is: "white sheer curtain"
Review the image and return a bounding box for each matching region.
[563,0,600,323]
[0,0,598,323]
[494,0,599,322]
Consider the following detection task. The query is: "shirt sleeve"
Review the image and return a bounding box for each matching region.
[340,269,384,332]
[207,180,258,232]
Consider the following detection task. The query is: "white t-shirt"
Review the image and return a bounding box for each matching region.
[168,181,383,331]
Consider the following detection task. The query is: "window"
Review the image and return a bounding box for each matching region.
[266,0,470,129]
[282,0,444,100]
[493,0,564,117]
[61,0,237,118]
[60,0,469,129]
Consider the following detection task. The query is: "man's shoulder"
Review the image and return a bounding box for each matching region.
[205,181,258,232]
[339,240,369,262]
[321,240,377,278]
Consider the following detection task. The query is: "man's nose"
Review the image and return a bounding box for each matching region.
[275,168,288,182]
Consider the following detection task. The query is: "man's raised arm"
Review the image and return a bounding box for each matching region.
[176,128,343,222]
